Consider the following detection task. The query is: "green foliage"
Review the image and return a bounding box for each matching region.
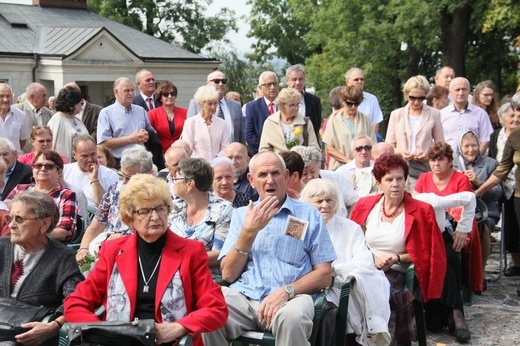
[87,0,238,53]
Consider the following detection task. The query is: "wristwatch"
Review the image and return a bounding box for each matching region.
[284,285,295,300]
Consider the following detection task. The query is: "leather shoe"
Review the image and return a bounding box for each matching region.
[504,266,520,277]
[454,328,471,343]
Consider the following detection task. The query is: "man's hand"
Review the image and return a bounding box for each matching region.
[16,321,58,346]
[130,129,149,144]
[258,287,289,328]
[452,231,468,252]
[87,162,99,181]
[242,196,280,236]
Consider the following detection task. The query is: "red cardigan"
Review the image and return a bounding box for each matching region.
[64,231,227,346]
[349,193,447,302]
[148,106,187,153]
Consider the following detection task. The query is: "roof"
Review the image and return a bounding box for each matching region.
[0,3,213,61]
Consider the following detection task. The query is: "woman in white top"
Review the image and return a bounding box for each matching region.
[301,179,391,346]
[180,85,229,161]
[47,87,89,162]
[385,75,444,190]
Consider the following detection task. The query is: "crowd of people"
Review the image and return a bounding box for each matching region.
[0,63,519,346]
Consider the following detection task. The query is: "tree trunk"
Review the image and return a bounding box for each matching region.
[440,5,472,77]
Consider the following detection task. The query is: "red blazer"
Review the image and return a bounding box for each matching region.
[148,106,187,153]
[349,193,447,302]
[64,231,227,346]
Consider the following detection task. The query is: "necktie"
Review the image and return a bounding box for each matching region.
[146,97,154,110]
[269,102,275,115]
[217,101,225,119]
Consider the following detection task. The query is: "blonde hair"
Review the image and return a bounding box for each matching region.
[403,75,430,99]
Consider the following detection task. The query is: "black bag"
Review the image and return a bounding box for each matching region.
[0,297,53,341]
[64,318,156,346]
[408,159,431,179]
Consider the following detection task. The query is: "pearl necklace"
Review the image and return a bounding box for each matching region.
[381,197,403,219]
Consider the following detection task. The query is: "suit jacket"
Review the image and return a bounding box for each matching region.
[187,98,245,144]
[303,92,322,141]
[386,105,444,155]
[133,94,161,111]
[81,101,103,137]
[349,193,446,302]
[148,106,187,153]
[15,100,54,152]
[488,128,500,159]
[64,231,228,346]
[245,98,271,155]
[1,161,32,200]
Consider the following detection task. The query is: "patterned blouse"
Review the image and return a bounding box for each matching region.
[169,193,234,251]
[6,184,77,242]
[95,180,129,234]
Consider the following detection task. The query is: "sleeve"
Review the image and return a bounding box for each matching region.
[385,110,398,149]
[493,135,516,181]
[431,109,445,142]
[19,113,30,140]
[217,123,230,157]
[258,119,273,152]
[94,183,116,224]
[56,189,78,241]
[245,104,260,154]
[423,204,447,301]
[321,115,335,147]
[180,118,194,152]
[96,109,113,144]
[457,173,473,192]
[186,99,198,118]
[218,207,245,261]
[306,121,320,151]
[414,173,426,193]
[371,98,384,124]
[478,112,494,143]
[56,249,85,314]
[212,203,234,251]
[175,242,228,334]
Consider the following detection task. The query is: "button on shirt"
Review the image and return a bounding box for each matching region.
[219,196,337,301]
[97,102,156,159]
[0,106,29,152]
[440,103,493,152]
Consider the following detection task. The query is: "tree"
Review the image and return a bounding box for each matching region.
[87,0,238,53]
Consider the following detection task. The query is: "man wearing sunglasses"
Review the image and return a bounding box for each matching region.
[187,70,245,145]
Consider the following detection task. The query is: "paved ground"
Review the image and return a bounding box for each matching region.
[419,237,520,345]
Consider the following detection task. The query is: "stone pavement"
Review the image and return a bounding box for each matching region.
[420,239,520,345]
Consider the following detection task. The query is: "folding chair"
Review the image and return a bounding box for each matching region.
[406,264,427,346]
[334,275,356,346]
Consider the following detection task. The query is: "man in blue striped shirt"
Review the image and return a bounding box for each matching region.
[204,151,336,346]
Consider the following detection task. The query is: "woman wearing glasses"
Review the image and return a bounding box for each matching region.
[473,80,500,130]
[148,81,188,153]
[0,191,83,346]
[65,174,228,346]
[386,75,444,190]
[18,126,68,166]
[259,87,319,153]
[322,85,377,171]
[47,87,89,162]
[6,150,78,243]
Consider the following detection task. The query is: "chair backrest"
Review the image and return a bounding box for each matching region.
[475,199,488,226]
[335,276,356,346]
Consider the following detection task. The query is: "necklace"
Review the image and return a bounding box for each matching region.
[381,197,403,219]
[138,253,162,293]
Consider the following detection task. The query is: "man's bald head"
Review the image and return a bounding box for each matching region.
[371,142,395,160]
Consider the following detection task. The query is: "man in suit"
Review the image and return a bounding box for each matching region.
[132,69,161,111]
[285,64,322,141]
[187,70,245,144]
[0,138,32,200]
[64,82,103,137]
[245,71,279,155]
[15,82,54,152]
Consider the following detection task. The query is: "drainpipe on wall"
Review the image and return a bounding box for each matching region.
[32,53,39,82]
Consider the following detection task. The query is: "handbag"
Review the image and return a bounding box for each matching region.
[0,297,53,341]
[64,318,156,346]
[408,159,430,179]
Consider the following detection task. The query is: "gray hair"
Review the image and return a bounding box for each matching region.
[435,66,455,77]
[120,145,153,173]
[194,85,219,104]
[497,102,512,125]
[210,156,234,172]
[351,135,373,149]
[258,71,278,86]
[26,83,45,97]
[276,88,301,107]
[285,64,306,79]
[300,179,339,216]
[164,146,188,162]
[135,69,151,83]
[178,158,213,192]
[0,160,7,180]
[72,134,96,151]
[113,77,133,90]
[249,151,286,174]
[0,83,13,95]
[0,138,16,152]
[344,67,363,80]
[12,191,59,233]
[290,145,322,167]
[511,92,520,110]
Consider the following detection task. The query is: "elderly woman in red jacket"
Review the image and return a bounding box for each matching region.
[64,174,227,346]
[350,154,446,346]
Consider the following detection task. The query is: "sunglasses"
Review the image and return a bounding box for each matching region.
[354,145,372,152]
[161,92,177,98]
[408,95,426,102]
[345,101,360,107]
[33,163,57,170]
[5,214,39,224]
[35,139,52,144]
[209,78,228,85]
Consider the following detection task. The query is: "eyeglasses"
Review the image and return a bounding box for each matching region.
[133,204,170,218]
[260,82,278,88]
[209,78,228,85]
[285,103,300,108]
[33,163,57,170]
[345,101,360,107]
[354,145,372,152]
[117,171,134,181]
[408,95,426,102]
[161,92,177,98]
[5,214,39,224]
[35,139,52,144]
